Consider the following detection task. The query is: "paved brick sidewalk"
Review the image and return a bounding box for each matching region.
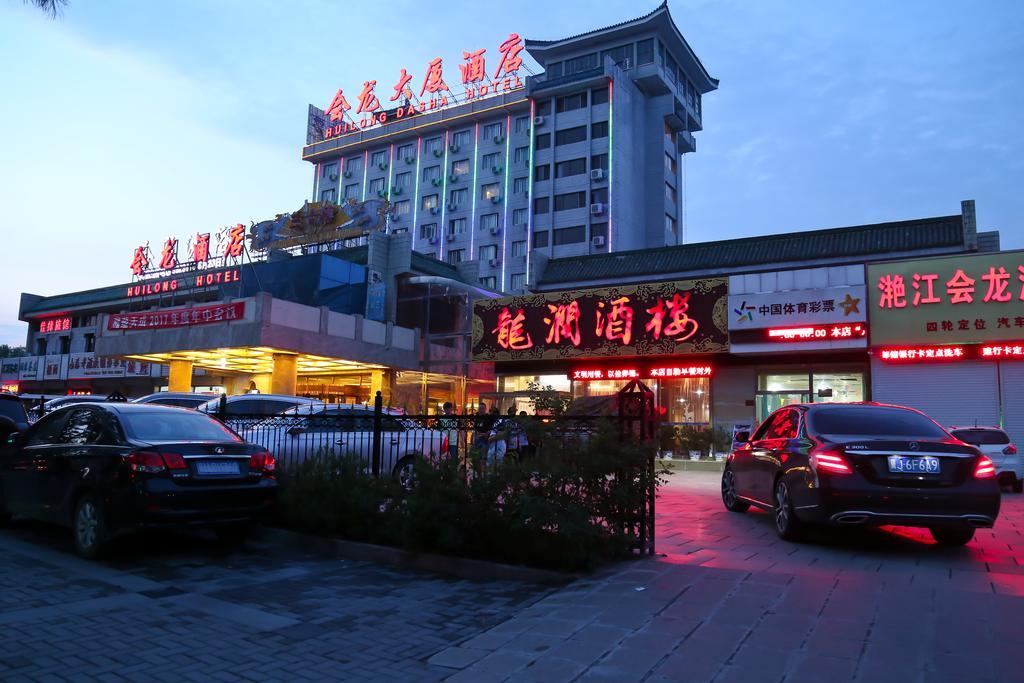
[430,472,1024,683]
[0,522,551,682]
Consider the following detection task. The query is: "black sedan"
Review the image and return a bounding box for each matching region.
[0,403,277,558]
[721,403,1000,546]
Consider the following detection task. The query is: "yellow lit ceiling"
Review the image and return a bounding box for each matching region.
[122,347,388,376]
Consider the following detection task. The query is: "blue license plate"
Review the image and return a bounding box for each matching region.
[195,460,240,476]
[887,455,940,474]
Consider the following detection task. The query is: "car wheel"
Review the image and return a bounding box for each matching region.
[215,524,252,546]
[1013,479,1023,494]
[930,525,975,546]
[393,456,417,491]
[73,493,107,560]
[721,469,749,513]
[773,479,805,541]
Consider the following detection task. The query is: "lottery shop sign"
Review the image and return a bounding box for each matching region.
[868,251,1024,345]
[107,302,245,331]
[472,279,728,362]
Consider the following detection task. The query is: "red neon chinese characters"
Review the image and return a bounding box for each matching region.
[494,33,524,79]
[224,224,245,258]
[982,344,1024,358]
[879,346,966,362]
[877,274,907,309]
[946,269,976,304]
[981,266,1012,303]
[420,57,448,96]
[390,68,414,102]
[912,273,940,306]
[130,245,150,276]
[459,48,487,84]
[1019,265,1024,301]
[191,233,211,263]
[596,296,634,345]
[492,307,533,350]
[543,301,581,345]
[159,238,178,270]
[355,80,381,114]
[644,292,699,341]
[326,89,351,121]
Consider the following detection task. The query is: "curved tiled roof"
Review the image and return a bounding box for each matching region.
[539,215,965,285]
[525,1,668,48]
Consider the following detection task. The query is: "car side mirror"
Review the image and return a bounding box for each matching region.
[734,431,750,444]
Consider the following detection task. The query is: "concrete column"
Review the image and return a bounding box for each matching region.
[168,360,193,393]
[270,353,298,396]
[369,369,394,406]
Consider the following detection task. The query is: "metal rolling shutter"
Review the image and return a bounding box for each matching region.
[1000,363,1024,448]
[870,357,1000,429]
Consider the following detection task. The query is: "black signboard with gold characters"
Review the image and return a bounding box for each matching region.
[472,279,728,362]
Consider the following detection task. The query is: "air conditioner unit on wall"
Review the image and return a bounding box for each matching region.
[489,226,500,235]
[590,203,605,215]
[590,168,605,181]
[591,235,606,247]
[488,258,501,267]
[533,115,545,126]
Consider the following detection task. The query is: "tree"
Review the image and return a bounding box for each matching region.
[526,381,571,416]
[0,345,27,359]
[25,0,68,18]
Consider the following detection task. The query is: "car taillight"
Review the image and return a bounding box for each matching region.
[1003,444,1017,455]
[250,451,275,473]
[810,449,852,475]
[127,450,166,474]
[162,453,187,470]
[974,455,996,479]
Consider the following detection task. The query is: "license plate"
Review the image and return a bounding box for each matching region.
[195,460,240,476]
[887,455,940,474]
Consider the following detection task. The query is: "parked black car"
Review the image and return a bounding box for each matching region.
[0,403,277,558]
[0,393,30,438]
[721,403,1000,546]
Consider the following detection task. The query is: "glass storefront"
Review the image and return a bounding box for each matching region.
[572,377,711,425]
[755,371,865,422]
[486,374,571,414]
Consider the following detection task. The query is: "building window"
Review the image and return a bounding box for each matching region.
[601,43,634,68]
[591,222,608,239]
[546,62,563,78]
[451,159,470,177]
[480,213,499,231]
[84,333,95,353]
[480,276,497,289]
[393,199,410,217]
[345,157,363,175]
[665,152,677,174]
[35,338,46,356]
[393,227,408,234]
[369,177,385,195]
[511,240,527,257]
[555,158,587,178]
[480,244,498,261]
[591,121,609,138]
[665,214,678,237]
[534,197,550,214]
[320,188,336,203]
[344,183,360,199]
[564,52,598,75]
[484,121,504,140]
[59,336,71,354]
[591,87,609,105]
[511,272,526,290]
[451,130,471,148]
[514,146,529,164]
[397,143,414,161]
[554,191,586,212]
[423,165,441,183]
[481,182,501,200]
[512,208,528,225]
[420,223,437,239]
[513,177,528,195]
[534,164,551,181]
[666,183,677,203]
[535,99,552,117]
[515,116,530,133]
[555,126,587,146]
[553,225,586,245]
[449,188,467,206]
[533,230,549,248]
[449,217,467,235]
[637,38,654,65]
[555,92,587,113]
[371,150,387,168]
[591,153,609,171]
[422,194,439,210]
[482,152,501,170]
[320,163,337,178]
[394,171,412,188]
[535,132,551,150]
[447,249,465,264]
[591,187,608,205]
[425,136,443,156]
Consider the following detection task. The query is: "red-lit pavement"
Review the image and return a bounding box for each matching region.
[433,471,1024,683]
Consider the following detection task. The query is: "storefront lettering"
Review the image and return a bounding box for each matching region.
[127,268,240,298]
[595,296,634,345]
[492,307,533,350]
[543,301,581,346]
[876,261,1024,309]
[765,323,866,342]
[159,238,178,270]
[571,365,713,381]
[877,343,1024,362]
[107,302,245,331]
[131,224,247,277]
[38,316,72,333]
[645,292,699,342]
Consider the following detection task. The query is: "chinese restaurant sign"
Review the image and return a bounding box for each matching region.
[315,33,526,141]
[130,224,247,279]
[107,302,245,331]
[472,279,728,362]
[868,251,1024,345]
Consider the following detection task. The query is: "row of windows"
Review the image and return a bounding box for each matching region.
[533,187,608,214]
[535,121,608,150]
[535,87,609,119]
[35,333,96,356]
[532,222,607,248]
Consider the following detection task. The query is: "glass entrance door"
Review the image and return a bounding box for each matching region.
[756,392,810,423]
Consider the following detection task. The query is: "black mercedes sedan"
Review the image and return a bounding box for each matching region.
[721,403,1000,545]
[0,403,277,558]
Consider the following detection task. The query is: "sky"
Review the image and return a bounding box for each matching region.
[0,0,1022,346]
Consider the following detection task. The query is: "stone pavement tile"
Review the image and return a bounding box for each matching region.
[499,629,561,656]
[427,646,490,669]
[786,653,857,682]
[459,628,519,651]
[743,614,814,650]
[445,650,538,682]
[726,643,793,679]
[923,652,996,682]
[575,663,648,683]
[518,655,588,682]
[529,617,589,638]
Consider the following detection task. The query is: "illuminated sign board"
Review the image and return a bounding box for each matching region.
[877,342,1024,362]
[472,279,729,362]
[315,33,526,141]
[38,316,72,334]
[571,365,714,381]
[0,381,19,394]
[126,268,241,298]
[107,302,245,331]
[729,286,865,330]
[868,251,1024,345]
[765,323,866,342]
[130,224,247,279]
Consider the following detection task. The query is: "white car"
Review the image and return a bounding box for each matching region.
[949,426,1023,493]
[196,394,323,416]
[238,404,447,485]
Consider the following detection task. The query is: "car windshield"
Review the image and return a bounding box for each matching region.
[0,400,27,423]
[808,406,948,439]
[121,410,241,442]
[951,429,1010,445]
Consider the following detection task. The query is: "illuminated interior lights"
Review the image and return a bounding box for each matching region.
[525,99,536,285]
[121,348,388,376]
[470,123,480,254]
[501,113,512,291]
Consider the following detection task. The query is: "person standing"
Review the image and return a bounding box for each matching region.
[438,401,459,459]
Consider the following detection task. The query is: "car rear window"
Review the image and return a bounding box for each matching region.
[951,429,1010,445]
[808,406,948,438]
[0,399,27,424]
[121,411,240,442]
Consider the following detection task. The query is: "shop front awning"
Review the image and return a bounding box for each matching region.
[121,347,388,376]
